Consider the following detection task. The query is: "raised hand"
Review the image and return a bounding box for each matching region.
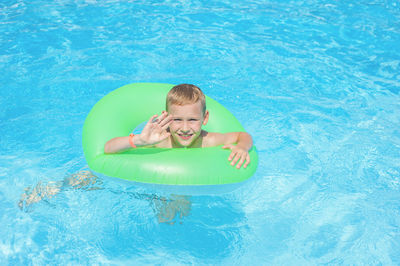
[104,111,173,153]
[137,111,173,146]
[222,144,250,169]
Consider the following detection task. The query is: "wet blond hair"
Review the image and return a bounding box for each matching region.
[166,84,206,114]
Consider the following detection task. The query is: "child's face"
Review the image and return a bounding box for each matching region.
[167,101,209,147]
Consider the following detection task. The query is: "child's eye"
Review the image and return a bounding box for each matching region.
[173,118,182,121]
[189,119,198,121]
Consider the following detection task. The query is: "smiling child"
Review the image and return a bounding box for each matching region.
[104,84,253,169]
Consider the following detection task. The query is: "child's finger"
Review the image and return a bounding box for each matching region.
[143,114,159,131]
[160,111,168,119]
[244,154,250,168]
[159,115,172,127]
[236,155,246,169]
[161,119,173,130]
[156,111,168,124]
[148,114,158,124]
[161,120,172,131]
[228,151,236,161]
[231,153,240,166]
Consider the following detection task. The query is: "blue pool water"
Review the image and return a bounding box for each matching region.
[1,0,400,264]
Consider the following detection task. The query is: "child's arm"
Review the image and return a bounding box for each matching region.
[206,132,253,169]
[104,111,172,154]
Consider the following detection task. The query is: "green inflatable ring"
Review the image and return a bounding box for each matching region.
[82,83,258,186]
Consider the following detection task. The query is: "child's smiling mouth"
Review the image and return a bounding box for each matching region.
[177,133,193,140]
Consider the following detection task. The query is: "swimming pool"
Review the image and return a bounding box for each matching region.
[1,0,400,264]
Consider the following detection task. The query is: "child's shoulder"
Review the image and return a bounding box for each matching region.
[202,131,221,147]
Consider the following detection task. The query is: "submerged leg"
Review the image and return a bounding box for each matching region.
[153,194,192,224]
[18,168,99,210]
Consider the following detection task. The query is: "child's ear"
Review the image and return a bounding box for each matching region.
[202,110,209,125]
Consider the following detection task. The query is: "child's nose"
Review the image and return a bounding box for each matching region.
[182,121,189,131]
